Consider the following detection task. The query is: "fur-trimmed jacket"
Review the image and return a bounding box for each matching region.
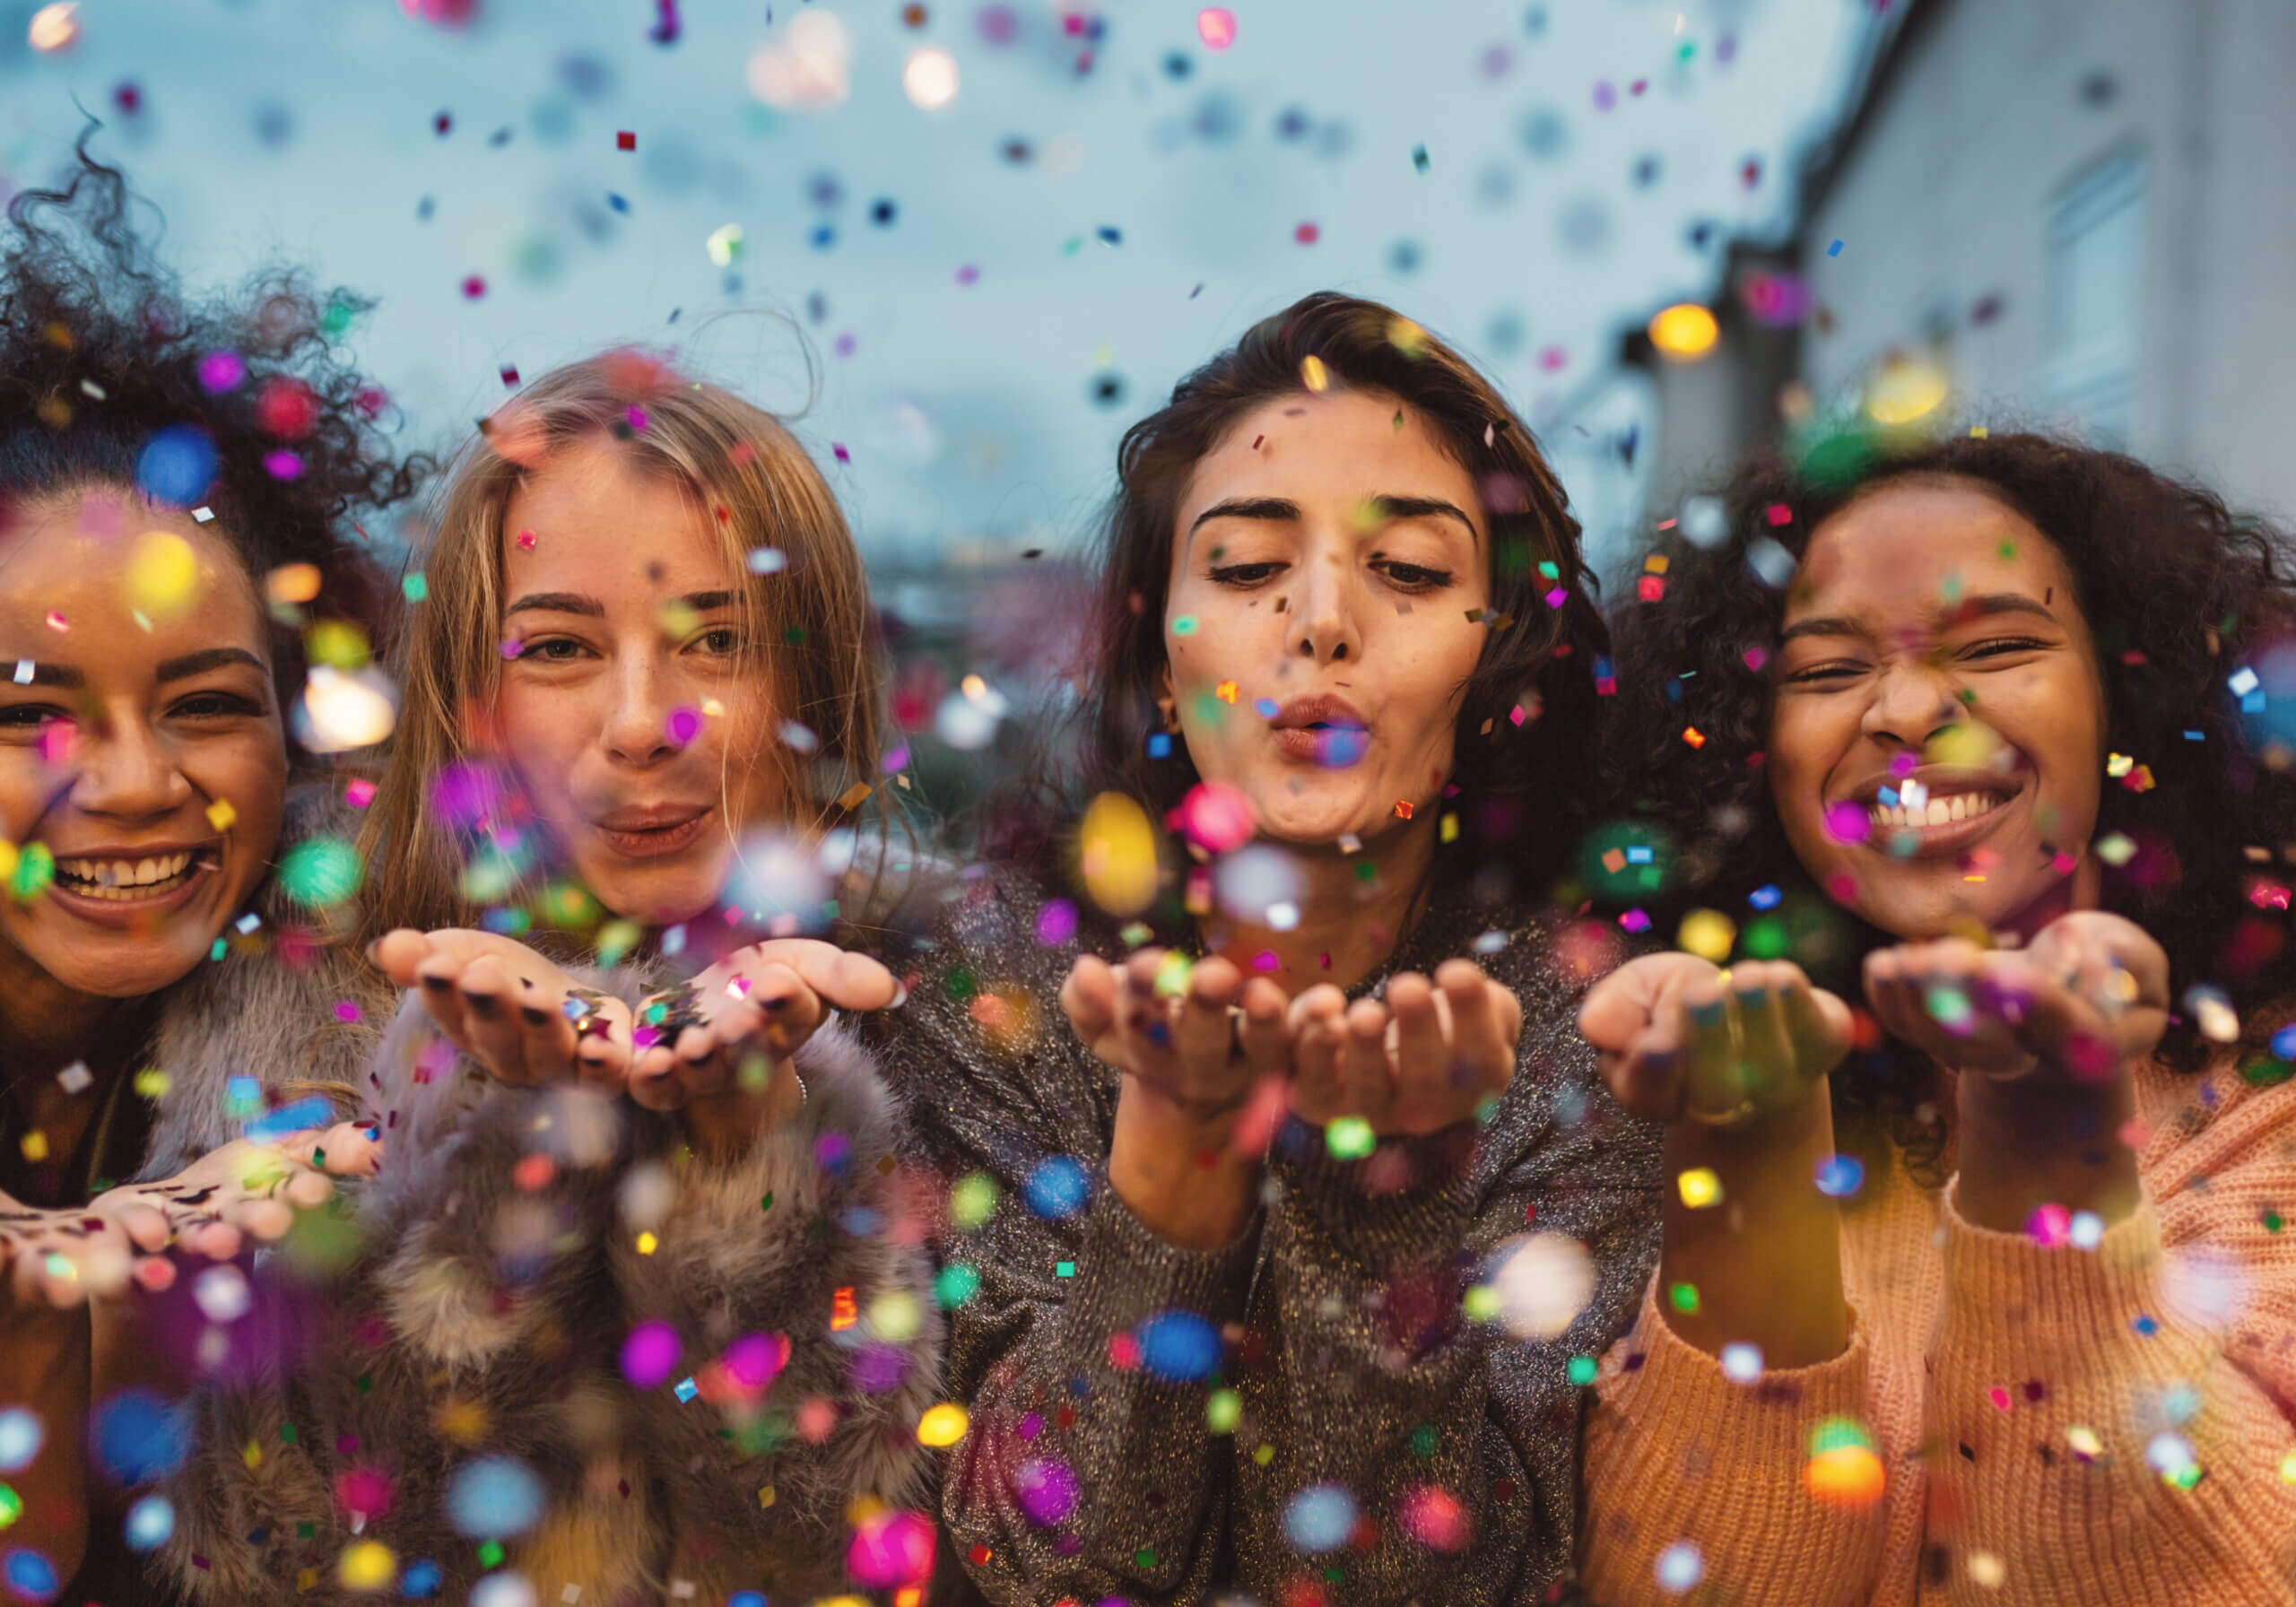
[153,965,943,1604]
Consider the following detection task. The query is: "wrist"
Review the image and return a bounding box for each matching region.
[1955,1063,2140,1230]
[1109,1080,1258,1251]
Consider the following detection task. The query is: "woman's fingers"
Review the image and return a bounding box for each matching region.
[1236,977,1292,1080]
[313,1121,384,1179]
[1288,986,1349,1123]
[745,965,822,1059]
[1339,998,1394,1124]
[1173,958,1243,1103]
[1437,960,1518,1092]
[449,952,532,1082]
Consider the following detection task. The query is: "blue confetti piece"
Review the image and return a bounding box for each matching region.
[1826,239,1844,256]
[1748,884,1782,910]
[607,193,630,213]
[674,1377,699,1403]
[243,1093,338,1144]
[1813,1153,1865,1199]
[1136,1309,1221,1382]
[1024,1155,1091,1220]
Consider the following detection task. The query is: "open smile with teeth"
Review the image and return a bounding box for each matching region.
[52,849,213,900]
[1866,790,2008,831]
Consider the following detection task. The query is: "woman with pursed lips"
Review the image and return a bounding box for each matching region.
[1576,435,2296,1605]
[161,352,941,1607]
[0,148,416,1605]
[890,292,1660,1606]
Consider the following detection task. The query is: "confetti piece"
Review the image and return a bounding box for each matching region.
[1196,7,1235,49]
[1675,1167,1722,1209]
[205,799,237,832]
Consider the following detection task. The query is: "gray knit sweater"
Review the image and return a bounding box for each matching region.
[876,869,1663,1606]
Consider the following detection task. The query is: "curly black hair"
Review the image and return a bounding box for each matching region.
[987,291,1609,926]
[0,129,422,755]
[1609,429,2296,1177]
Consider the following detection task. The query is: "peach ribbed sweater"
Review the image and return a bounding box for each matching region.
[1577,1058,2296,1605]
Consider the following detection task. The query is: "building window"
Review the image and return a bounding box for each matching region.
[2042,147,2147,450]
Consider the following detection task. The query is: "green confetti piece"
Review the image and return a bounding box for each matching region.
[401,572,428,603]
[1170,614,1198,635]
[280,1423,299,1444]
[477,1540,504,1568]
[1055,1261,1075,1278]
[1206,1388,1241,1433]
[1326,1116,1376,1160]
[11,842,54,901]
[1668,1281,1700,1315]
[1409,1423,1438,1459]
[277,837,362,909]
[950,1172,998,1229]
[761,1191,775,1212]
[935,1262,982,1308]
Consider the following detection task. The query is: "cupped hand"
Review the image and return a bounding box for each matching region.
[626,938,898,1116]
[1062,950,1293,1124]
[1578,951,1852,1125]
[1290,960,1525,1136]
[373,928,635,1091]
[1,1122,381,1307]
[1862,911,2168,1085]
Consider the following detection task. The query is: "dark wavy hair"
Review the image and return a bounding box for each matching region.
[997,291,1609,920]
[1610,429,2296,1176]
[0,131,422,757]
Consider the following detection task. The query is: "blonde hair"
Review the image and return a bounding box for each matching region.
[359,349,883,945]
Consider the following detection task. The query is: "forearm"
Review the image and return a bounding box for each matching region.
[1109,1080,1259,1250]
[1954,1065,2139,1231]
[1657,1079,1848,1367]
[0,1303,89,1602]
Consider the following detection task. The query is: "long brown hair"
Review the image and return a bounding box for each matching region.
[1049,291,1607,900]
[358,349,883,945]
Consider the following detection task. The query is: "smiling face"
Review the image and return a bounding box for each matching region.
[0,488,286,999]
[490,437,786,927]
[1769,476,2108,940]
[1163,388,1491,847]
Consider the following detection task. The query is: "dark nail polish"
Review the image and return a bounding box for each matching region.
[420,974,452,994]
[520,1006,551,1027]
[464,991,500,1018]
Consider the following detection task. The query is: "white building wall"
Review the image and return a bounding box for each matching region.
[1798,0,2296,521]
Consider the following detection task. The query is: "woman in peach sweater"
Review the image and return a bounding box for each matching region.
[1576,433,2296,1603]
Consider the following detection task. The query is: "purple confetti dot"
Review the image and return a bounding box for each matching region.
[724,1332,789,1390]
[196,352,246,394]
[1035,899,1078,946]
[665,706,702,746]
[262,449,305,481]
[621,1321,682,1389]
[1013,1456,1080,1525]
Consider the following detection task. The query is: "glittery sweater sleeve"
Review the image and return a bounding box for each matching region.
[880,879,1262,1606]
[1237,939,1663,1605]
[1922,1059,2296,1604]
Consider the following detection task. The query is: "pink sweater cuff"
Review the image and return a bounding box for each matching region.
[1578,1281,1884,1607]
[1935,1182,2213,1376]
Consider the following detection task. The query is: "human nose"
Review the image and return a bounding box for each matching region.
[1858,655,1962,750]
[69,713,191,821]
[1292,550,1365,666]
[599,652,680,766]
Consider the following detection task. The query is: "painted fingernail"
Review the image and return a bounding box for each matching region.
[463,991,500,1018]
[1735,987,1768,1009]
[420,974,452,994]
[1689,1000,1728,1029]
[519,1006,551,1027]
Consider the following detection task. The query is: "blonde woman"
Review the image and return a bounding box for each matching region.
[164,352,941,1606]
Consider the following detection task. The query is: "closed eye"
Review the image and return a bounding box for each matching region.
[1961,636,2051,660]
[1207,561,1287,587]
[515,637,591,663]
[1370,558,1456,592]
[1782,662,1868,686]
[0,703,68,728]
[170,691,265,719]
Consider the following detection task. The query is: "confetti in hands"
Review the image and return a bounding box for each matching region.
[1860,910,2169,1085]
[1061,951,1525,1141]
[372,927,898,1135]
[1578,953,1853,1127]
[0,1122,378,1307]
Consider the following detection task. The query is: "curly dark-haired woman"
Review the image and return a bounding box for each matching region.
[884,292,1660,1604]
[0,140,420,1603]
[1576,432,2296,1604]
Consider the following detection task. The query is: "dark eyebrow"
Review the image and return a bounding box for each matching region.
[505,591,606,618]
[673,591,737,612]
[1780,593,2059,646]
[4,660,83,689]
[1187,497,1300,535]
[158,647,267,682]
[1952,592,2057,626]
[1370,495,1482,549]
[1778,614,1863,645]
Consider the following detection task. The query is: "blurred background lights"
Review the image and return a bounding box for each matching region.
[27,3,78,52]
[1647,302,1720,360]
[748,10,850,109]
[902,46,960,110]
